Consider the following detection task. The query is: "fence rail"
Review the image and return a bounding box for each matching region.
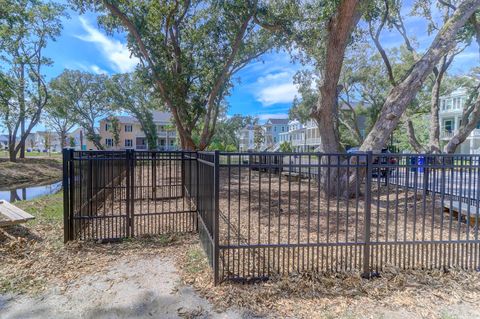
[64,150,480,283]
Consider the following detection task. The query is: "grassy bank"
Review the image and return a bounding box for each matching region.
[0,158,62,188]
[0,192,64,293]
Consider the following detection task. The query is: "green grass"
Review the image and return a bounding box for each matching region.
[0,150,61,158]
[16,192,63,225]
[184,246,208,275]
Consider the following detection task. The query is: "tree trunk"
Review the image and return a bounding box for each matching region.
[61,131,67,148]
[360,0,480,152]
[406,119,425,153]
[428,74,443,153]
[312,0,362,154]
[8,142,16,162]
[19,63,26,159]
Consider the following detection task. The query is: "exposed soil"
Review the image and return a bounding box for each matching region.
[216,167,477,280]
[0,158,62,188]
[1,252,246,319]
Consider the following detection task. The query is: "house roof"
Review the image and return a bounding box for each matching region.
[240,124,255,131]
[265,118,289,125]
[103,111,172,124]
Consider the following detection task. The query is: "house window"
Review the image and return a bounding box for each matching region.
[105,138,113,147]
[105,123,110,131]
[170,140,175,146]
[125,125,133,132]
[446,99,452,110]
[444,120,453,132]
[125,139,132,147]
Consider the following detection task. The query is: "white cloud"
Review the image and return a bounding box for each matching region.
[65,62,109,75]
[254,70,299,106]
[76,17,139,73]
[90,64,108,75]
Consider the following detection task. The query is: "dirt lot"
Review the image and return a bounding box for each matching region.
[2,189,480,318]
[0,158,62,188]
[216,167,478,279]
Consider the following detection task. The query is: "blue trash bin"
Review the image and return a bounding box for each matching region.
[410,156,424,172]
[418,156,424,173]
[410,156,417,172]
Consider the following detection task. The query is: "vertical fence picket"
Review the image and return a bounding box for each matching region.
[363,151,373,277]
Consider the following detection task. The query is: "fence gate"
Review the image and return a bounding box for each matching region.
[63,150,196,241]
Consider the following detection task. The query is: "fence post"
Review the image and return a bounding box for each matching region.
[213,150,220,285]
[130,149,135,237]
[63,148,71,243]
[152,152,157,199]
[125,149,134,237]
[181,151,185,198]
[362,151,373,278]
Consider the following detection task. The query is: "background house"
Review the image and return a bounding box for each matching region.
[262,118,289,149]
[439,88,480,153]
[238,124,255,151]
[0,134,9,150]
[24,131,62,153]
[67,127,97,151]
[99,111,177,151]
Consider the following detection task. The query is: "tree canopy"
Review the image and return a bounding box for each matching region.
[70,0,276,150]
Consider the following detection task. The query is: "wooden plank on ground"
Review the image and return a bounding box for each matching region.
[0,200,35,227]
[443,200,480,227]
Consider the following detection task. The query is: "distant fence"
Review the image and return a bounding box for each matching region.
[64,150,480,284]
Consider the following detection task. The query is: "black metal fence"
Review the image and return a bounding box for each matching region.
[63,149,196,242]
[64,150,480,284]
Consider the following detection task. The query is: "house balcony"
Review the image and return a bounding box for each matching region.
[157,131,176,138]
[440,129,480,139]
[305,137,321,146]
[290,139,306,147]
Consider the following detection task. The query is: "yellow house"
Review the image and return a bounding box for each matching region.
[99,111,177,151]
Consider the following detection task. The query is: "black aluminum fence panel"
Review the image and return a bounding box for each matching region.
[63,150,128,241]
[63,150,196,242]
[193,151,220,284]
[130,151,196,236]
[370,154,480,271]
[217,152,370,281]
[216,152,480,282]
[64,150,480,284]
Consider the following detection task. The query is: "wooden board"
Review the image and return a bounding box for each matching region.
[443,201,480,227]
[0,200,35,227]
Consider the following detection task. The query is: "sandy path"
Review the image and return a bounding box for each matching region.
[0,256,244,319]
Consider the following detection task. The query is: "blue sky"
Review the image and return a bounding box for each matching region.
[37,3,479,129]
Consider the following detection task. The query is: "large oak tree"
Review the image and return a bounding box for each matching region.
[0,0,64,161]
[71,0,274,150]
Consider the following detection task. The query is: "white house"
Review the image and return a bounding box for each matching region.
[0,135,8,150]
[25,131,62,153]
[277,120,307,151]
[439,87,480,153]
[238,124,255,151]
